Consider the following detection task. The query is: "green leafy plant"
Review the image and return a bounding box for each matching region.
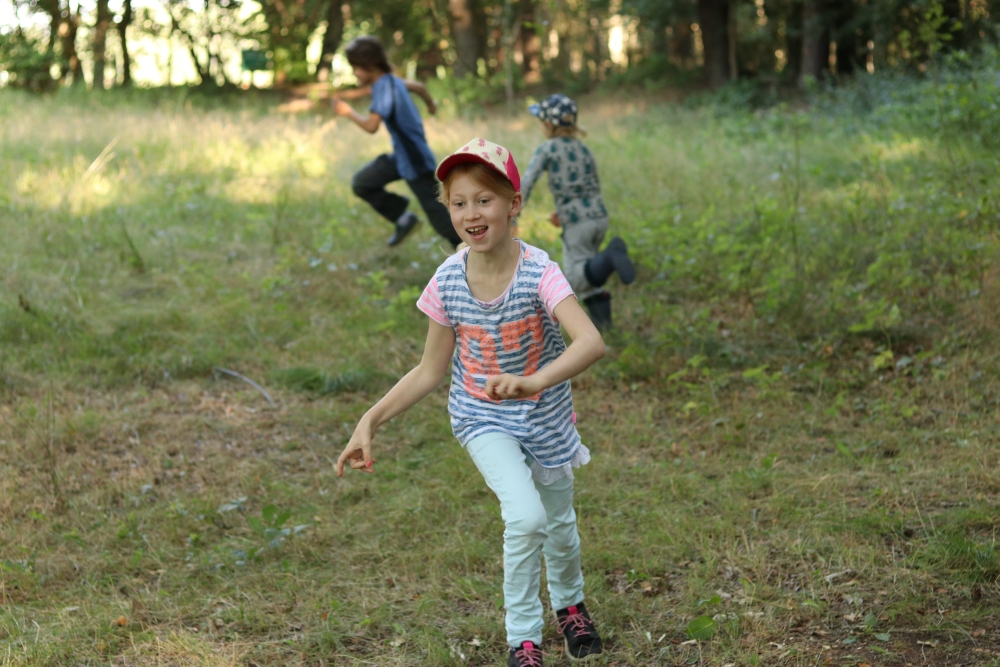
[686,615,717,641]
[247,503,309,554]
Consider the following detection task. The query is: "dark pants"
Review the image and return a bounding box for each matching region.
[351,154,460,247]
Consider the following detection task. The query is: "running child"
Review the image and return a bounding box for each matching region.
[521,94,636,328]
[332,36,461,248]
[336,137,606,665]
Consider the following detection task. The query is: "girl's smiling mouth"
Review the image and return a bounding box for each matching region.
[466,225,489,239]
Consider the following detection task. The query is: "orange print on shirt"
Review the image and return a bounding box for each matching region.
[457,311,545,403]
[457,323,500,402]
[499,311,544,377]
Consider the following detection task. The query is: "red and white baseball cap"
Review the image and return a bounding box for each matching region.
[436,137,521,193]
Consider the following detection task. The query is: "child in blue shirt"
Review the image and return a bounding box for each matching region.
[332,36,461,248]
[520,94,636,328]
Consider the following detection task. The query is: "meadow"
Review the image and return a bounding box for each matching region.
[1,76,999,666]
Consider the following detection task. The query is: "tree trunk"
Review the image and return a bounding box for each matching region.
[518,0,540,81]
[192,47,209,83]
[554,28,570,79]
[800,0,830,85]
[33,0,60,89]
[651,24,667,55]
[727,0,737,79]
[501,0,518,113]
[589,10,607,82]
[61,4,84,85]
[832,1,861,75]
[92,0,111,89]
[786,0,803,79]
[697,0,730,89]
[449,0,483,78]
[671,21,693,68]
[316,0,346,82]
[117,0,133,86]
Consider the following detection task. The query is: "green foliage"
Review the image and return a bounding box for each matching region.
[274,367,384,395]
[686,615,717,640]
[917,527,1000,583]
[0,30,56,93]
[896,1,964,62]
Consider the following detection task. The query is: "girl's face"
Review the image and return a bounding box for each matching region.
[446,172,522,253]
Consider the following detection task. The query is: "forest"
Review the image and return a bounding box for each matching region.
[1,0,997,96]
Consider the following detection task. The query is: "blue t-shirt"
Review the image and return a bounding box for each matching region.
[369,74,437,181]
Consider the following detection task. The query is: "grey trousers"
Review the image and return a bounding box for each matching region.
[562,217,608,299]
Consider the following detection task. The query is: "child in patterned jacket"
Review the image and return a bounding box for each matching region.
[337,137,606,666]
[521,94,636,328]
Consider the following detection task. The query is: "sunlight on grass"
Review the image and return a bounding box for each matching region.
[1,89,999,666]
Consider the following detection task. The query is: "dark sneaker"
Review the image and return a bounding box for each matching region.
[387,211,419,247]
[554,603,603,662]
[605,236,636,285]
[507,640,544,667]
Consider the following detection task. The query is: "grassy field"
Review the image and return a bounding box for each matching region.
[1,84,999,666]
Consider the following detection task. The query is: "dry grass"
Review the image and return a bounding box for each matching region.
[1,88,999,666]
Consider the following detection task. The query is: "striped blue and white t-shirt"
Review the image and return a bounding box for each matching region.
[417,241,582,467]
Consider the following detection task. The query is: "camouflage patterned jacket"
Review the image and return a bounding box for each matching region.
[521,137,609,225]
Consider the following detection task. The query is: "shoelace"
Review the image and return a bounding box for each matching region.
[515,641,545,667]
[555,610,596,639]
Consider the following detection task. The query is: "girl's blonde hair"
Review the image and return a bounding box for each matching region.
[437,162,517,205]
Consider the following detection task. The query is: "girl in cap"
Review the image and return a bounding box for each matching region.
[337,137,606,666]
[522,94,636,328]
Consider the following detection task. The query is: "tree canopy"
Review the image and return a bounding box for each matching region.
[0,0,996,92]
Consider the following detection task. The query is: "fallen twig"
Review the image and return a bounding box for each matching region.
[214,367,276,407]
[823,569,853,583]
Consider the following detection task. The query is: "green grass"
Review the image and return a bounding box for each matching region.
[1,83,999,666]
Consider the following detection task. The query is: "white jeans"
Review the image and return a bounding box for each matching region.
[465,432,586,648]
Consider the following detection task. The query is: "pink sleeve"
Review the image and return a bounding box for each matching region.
[416,277,452,327]
[539,263,576,321]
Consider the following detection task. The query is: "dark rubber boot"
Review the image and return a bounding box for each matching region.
[583,236,636,287]
[583,292,612,330]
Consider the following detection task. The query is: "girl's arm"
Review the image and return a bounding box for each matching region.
[336,320,456,476]
[403,79,437,115]
[485,297,605,400]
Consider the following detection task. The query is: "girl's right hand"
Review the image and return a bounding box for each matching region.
[336,421,376,477]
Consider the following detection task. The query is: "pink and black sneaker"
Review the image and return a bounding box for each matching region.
[554,602,603,662]
[507,640,544,667]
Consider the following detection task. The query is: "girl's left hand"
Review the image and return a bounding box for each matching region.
[485,373,540,400]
